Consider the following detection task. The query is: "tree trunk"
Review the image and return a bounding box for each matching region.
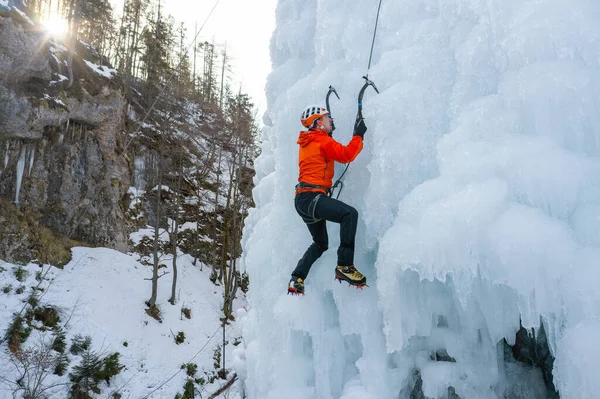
[219,43,227,109]
[169,147,184,305]
[169,216,178,305]
[66,0,80,89]
[148,156,162,307]
[212,144,223,275]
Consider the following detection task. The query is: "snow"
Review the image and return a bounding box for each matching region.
[10,6,34,26]
[0,0,8,8]
[0,247,244,398]
[49,43,68,53]
[240,0,600,398]
[43,93,66,107]
[83,60,117,78]
[129,226,168,247]
[49,74,68,85]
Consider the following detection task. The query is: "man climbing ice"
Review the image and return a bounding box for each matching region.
[288,104,368,295]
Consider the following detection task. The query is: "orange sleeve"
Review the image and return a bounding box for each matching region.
[320,135,363,164]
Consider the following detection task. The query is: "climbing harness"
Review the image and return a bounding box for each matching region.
[329,0,383,199]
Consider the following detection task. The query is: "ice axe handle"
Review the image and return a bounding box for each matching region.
[356,76,379,121]
[326,85,340,132]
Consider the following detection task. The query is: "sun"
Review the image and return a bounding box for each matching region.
[43,14,68,37]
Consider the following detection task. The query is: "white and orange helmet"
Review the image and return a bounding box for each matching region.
[300,104,329,128]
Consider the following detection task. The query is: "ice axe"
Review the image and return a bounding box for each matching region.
[355,76,379,127]
[325,85,340,132]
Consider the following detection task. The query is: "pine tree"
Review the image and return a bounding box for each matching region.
[140,1,173,103]
[115,0,148,78]
[69,349,103,397]
[78,0,115,62]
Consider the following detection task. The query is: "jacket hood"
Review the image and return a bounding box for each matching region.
[297,129,328,147]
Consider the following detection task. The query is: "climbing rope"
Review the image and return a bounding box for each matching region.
[137,324,222,399]
[367,0,384,76]
[329,0,383,199]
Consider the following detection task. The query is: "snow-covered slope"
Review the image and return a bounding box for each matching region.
[240,0,600,398]
[0,247,244,398]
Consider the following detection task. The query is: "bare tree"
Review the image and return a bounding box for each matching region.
[0,337,67,399]
[168,145,185,305]
[147,149,163,308]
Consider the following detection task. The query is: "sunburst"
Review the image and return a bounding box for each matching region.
[43,14,68,37]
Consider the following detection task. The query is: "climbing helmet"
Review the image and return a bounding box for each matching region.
[300,104,329,128]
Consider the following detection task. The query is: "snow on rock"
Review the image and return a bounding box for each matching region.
[48,42,68,54]
[129,226,169,247]
[49,74,68,85]
[10,6,34,25]
[42,93,66,107]
[240,0,600,398]
[83,59,117,78]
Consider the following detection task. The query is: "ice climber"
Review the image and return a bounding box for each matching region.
[288,105,368,295]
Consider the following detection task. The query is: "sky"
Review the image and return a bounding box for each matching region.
[110,0,277,117]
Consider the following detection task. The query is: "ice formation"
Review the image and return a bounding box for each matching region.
[239,0,600,398]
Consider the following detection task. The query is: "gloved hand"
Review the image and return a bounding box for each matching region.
[353,118,367,138]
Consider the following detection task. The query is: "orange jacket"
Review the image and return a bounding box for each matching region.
[297,129,363,190]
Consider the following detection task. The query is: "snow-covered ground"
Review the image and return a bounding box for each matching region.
[239,0,600,398]
[0,246,245,399]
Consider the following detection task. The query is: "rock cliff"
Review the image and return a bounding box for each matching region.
[0,12,131,262]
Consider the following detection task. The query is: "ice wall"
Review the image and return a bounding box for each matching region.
[240,0,600,398]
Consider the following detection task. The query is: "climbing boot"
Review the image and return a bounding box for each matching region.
[335,265,368,289]
[287,276,305,295]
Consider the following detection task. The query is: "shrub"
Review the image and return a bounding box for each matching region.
[175,331,185,345]
[181,307,191,320]
[96,352,124,385]
[14,266,29,282]
[69,349,124,398]
[182,379,195,398]
[181,363,197,377]
[2,284,12,294]
[145,304,162,322]
[70,334,92,355]
[212,346,221,370]
[52,328,67,353]
[27,292,40,308]
[69,349,104,397]
[209,270,218,285]
[4,313,31,354]
[238,271,249,293]
[54,353,70,376]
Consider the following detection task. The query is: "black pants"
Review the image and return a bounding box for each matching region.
[292,191,358,280]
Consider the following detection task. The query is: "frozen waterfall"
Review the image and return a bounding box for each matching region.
[238,0,600,398]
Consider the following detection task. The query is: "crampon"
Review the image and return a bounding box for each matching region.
[335,274,369,290]
[287,287,305,296]
[287,277,305,295]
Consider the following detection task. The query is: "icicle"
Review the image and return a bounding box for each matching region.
[59,132,64,145]
[4,141,9,169]
[15,144,26,207]
[134,155,146,190]
[28,143,35,177]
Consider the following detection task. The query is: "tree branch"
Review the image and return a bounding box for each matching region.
[207,373,237,399]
